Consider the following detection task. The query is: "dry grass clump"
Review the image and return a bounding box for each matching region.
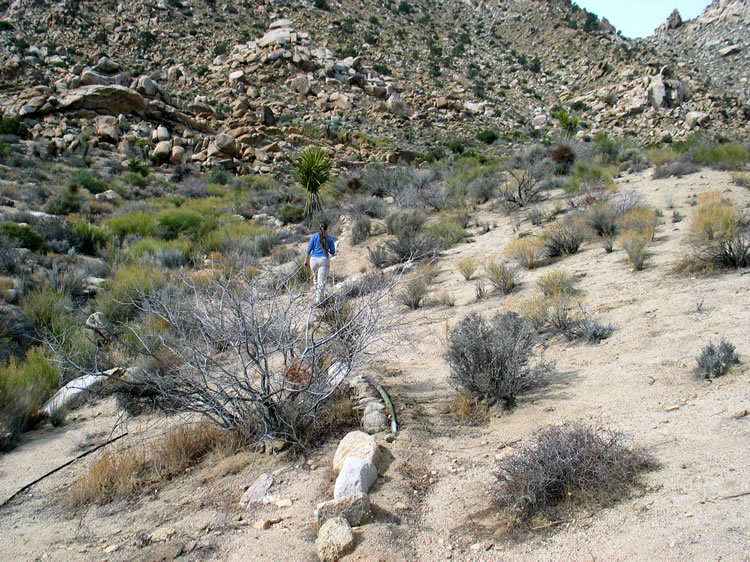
[66,424,240,510]
[680,193,749,271]
[450,392,489,425]
[536,269,577,298]
[496,423,656,529]
[505,237,546,269]
[455,256,478,280]
[484,259,518,294]
[619,229,652,270]
[542,214,589,258]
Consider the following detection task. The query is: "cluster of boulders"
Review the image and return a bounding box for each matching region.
[313,430,382,561]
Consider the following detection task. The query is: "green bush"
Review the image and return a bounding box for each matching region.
[424,219,466,247]
[476,129,499,144]
[693,142,748,171]
[70,219,111,255]
[385,209,426,235]
[96,264,166,323]
[277,203,305,225]
[157,209,214,241]
[127,157,150,177]
[0,117,29,138]
[448,140,465,154]
[124,238,193,268]
[0,348,60,450]
[70,170,109,195]
[45,185,85,215]
[106,211,158,239]
[0,140,12,160]
[0,222,45,252]
[564,161,613,194]
[351,216,371,245]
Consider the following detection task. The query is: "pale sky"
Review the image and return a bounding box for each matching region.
[573,1,712,38]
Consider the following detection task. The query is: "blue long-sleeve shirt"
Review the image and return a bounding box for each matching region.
[306,232,335,258]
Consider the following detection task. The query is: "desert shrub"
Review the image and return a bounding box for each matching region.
[385,208,426,235]
[586,199,620,239]
[619,229,651,270]
[424,219,466,247]
[386,226,439,263]
[550,144,576,175]
[543,214,588,258]
[157,209,215,241]
[445,312,553,409]
[696,339,739,378]
[249,232,278,257]
[0,222,45,252]
[351,195,388,219]
[467,174,496,203]
[45,184,86,215]
[0,236,20,273]
[125,238,193,268]
[537,269,577,298]
[502,145,555,207]
[351,216,372,245]
[455,256,478,280]
[543,297,612,342]
[277,203,305,225]
[731,172,750,188]
[564,161,613,194]
[96,264,166,323]
[505,237,546,269]
[106,210,158,239]
[693,142,748,171]
[620,207,659,241]
[397,277,428,309]
[70,219,111,255]
[652,160,700,179]
[70,170,109,195]
[367,244,390,269]
[496,423,655,526]
[0,348,60,450]
[0,117,29,138]
[293,146,332,218]
[271,246,298,265]
[477,129,499,144]
[200,221,267,255]
[689,195,742,243]
[448,140,464,154]
[484,259,518,294]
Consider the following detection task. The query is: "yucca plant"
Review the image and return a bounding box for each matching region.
[293,146,333,219]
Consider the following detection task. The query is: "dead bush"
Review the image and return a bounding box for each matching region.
[451,392,489,425]
[496,423,656,528]
[484,259,518,295]
[505,237,547,269]
[445,312,553,409]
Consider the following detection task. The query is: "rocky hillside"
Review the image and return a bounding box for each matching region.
[650,0,750,103]
[0,0,748,173]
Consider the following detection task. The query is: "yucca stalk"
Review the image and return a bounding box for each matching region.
[292,146,332,219]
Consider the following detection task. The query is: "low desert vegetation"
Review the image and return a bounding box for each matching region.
[496,423,656,529]
[505,236,547,269]
[684,193,749,270]
[65,423,244,509]
[483,258,518,295]
[455,256,478,280]
[696,339,740,378]
[445,312,554,409]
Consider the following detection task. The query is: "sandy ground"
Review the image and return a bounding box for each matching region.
[1,168,749,561]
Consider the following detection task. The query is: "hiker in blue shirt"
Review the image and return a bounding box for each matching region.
[304,221,335,304]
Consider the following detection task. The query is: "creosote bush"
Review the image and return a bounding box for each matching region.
[496,423,656,527]
[445,312,553,409]
[696,339,739,378]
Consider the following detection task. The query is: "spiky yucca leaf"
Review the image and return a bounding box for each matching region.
[293,146,332,218]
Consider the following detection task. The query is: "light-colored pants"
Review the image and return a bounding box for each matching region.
[309,257,330,304]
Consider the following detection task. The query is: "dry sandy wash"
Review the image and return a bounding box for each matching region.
[1,168,749,561]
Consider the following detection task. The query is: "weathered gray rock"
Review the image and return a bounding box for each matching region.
[95,115,121,144]
[152,140,172,162]
[362,410,388,434]
[332,430,381,475]
[291,74,312,95]
[334,457,378,499]
[718,44,741,57]
[95,189,121,202]
[240,473,273,506]
[316,517,354,562]
[314,493,370,531]
[686,111,710,128]
[169,145,185,165]
[386,93,412,117]
[60,85,147,116]
[648,67,688,109]
[258,105,276,126]
[214,133,238,156]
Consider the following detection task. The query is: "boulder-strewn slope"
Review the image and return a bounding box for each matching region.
[0,0,747,173]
